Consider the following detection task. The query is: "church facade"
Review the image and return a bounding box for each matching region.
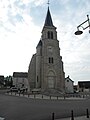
[28,7,65,92]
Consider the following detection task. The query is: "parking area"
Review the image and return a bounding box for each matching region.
[0,93,90,120]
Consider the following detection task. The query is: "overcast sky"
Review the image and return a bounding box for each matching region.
[0,0,90,84]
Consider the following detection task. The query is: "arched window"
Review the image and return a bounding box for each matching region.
[48,31,50,39]
[37,76,38,82]
[47,31,53,39]
[49,57,54,63]
[51,32,53,39]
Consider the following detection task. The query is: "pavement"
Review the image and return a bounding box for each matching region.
[1,92,90,120]
[5,92,90,120]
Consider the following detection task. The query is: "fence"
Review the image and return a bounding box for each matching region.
[7,91,90,100]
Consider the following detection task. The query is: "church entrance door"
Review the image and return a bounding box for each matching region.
[48,76,54,88]
[47,71,55,89]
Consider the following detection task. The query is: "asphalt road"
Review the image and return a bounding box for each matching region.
[0,94,90,120]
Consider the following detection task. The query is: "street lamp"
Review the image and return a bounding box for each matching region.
[75,15,90,35]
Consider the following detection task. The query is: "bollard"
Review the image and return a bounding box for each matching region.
[34,94,35,98]
[71,110,74,120]
[28,94,29,97]
[86,108,89,118]
[52,112,55,120]
[64,94,65,100]
[42,95,43,99]
[57,96,58,100]
[50,96,51,99]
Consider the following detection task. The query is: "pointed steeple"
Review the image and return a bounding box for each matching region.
[44,7,54,27]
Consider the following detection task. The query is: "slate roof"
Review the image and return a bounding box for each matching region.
[65,75,74,82]
[0,76,4,80]
[78,81,90,88]
[44,7,54,27]
[37,40,42,48]
[13,72,28,78]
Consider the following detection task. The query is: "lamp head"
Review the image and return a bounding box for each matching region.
[89,29,90,33]
[75,30,83,35]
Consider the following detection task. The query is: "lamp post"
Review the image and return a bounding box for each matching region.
[75,15,90,35]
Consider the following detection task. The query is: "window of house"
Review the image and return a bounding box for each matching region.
[67,80,69,82]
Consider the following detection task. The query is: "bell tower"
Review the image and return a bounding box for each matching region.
[40,6,65,91]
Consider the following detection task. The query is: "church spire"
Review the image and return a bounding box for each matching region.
[44,6,54,27]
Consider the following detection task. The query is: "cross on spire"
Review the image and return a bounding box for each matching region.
[47,0,50,7]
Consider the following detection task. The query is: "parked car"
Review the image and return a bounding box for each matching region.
[19,87,26,93]
[10,87,18,92]
[0,117,5,120]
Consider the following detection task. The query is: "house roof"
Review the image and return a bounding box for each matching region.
[65,75,74,82]
[78,81,90,88]
[0,76,4,80]
[13,72,28,78]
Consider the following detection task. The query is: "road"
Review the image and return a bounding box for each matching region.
[0,94,90,120]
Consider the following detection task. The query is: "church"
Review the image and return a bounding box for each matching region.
[28,6,65,92]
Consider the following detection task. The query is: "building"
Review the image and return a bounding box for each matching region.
[28,7,65,92]
[12,72,30,91]
[0,75,4,88]
[65,76,74,93]
[78,81,90,92]
[73,85,78,93]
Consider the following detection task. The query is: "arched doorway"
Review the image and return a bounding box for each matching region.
[47,71,56,88]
